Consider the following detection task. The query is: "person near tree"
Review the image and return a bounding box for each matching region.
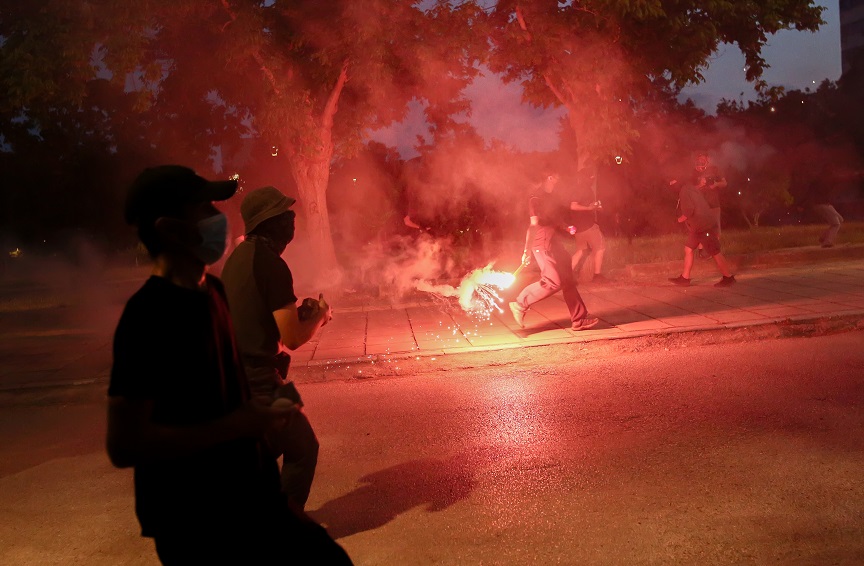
[509,168,599,331]
[668,175,736,288]
[568,168,609,284]
[221,186,332,511]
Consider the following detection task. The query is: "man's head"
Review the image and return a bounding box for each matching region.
[241,186,297,251]
[694,154,710,172]
[125,165,238,262]
[541,168,560,192]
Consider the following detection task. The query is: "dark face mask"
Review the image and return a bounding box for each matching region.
[273,211,296,249]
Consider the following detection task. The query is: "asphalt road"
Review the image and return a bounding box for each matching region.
[1,329,862,565]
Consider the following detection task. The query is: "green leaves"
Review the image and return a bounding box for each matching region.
[484,0,824,168]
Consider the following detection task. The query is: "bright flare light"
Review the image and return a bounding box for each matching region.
[416,264,517,318]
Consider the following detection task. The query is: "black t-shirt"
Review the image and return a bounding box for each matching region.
[678,185,716,232]
[529,188,571,250]
[221,238,297,397]
[691,165,724,209]
[529,188,571,229]
[109,275,282,538]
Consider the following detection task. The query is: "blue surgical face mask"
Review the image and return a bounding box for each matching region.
[192,213,228,265]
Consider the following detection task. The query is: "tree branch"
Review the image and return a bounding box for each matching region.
[516,6,570,108]
[321,60,349,132]
[515,5,532,40]
[219,0,281,95]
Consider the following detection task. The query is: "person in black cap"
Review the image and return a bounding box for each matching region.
[106,166,351,565]
[221,185,332,511]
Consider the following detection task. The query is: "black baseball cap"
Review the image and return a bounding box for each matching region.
[125,165,238,226]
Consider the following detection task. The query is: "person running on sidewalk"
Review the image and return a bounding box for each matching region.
[107,166,352,564]
[509,167,599,331]
[221,186,332,512]
[669,175,736,288]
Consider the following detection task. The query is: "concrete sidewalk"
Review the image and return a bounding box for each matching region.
[292,258,864,368]
[1,252,863,392]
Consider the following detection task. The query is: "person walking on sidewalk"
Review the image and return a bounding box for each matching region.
[813,199,844,248]
[670,153,727,259]
[568,168,609,284]
[509,168,599,331]
[221,186,332,512]
[669,176,736,288]
[107,166,352,564]
[693,153,726,238]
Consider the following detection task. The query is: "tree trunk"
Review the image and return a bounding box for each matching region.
[567,108,590,172]
[287,149,341,287]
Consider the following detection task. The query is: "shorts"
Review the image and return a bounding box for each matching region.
[685,227,721,257]
[573,224,605,252]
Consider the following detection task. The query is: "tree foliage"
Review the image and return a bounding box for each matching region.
[1,0,485,279]
[486,0,825,170]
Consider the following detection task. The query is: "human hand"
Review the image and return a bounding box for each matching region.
[275,382,303,408]
[317,293,333,325]
[567,225,577,235]
[297,297,319,321]
[521,250,531,266]
[233,399,296,437]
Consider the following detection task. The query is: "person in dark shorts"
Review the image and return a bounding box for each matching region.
[693,153,727,238]
[509,168,599,331]
[106,166,351,565]
[568,169,608,283]
[668,176,736,288]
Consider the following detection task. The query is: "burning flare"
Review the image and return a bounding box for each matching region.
[416,264,518,318]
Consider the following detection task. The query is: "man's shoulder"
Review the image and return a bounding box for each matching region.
[123,277,172,310]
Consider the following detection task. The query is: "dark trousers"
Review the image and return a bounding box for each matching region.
[269,410,319,508]
[154,517,353,565]
[516,240,588,325]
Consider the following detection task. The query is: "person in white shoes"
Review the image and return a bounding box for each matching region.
[509,167,599,331]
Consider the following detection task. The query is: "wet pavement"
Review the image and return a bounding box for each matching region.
[1,249,863,392]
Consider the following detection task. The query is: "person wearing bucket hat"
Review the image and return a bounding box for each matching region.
[107,167,352,563]
[222,185,333,511]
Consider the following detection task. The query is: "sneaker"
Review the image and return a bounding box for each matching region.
[592,274,611,284]
[714,275,736,287]
[669,275,690,287]
[509,302,526,328]
[572,317,600,331]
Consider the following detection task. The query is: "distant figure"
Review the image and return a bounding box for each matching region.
[509,168,599,331]
[692,153,727,237]
[568,168,609,284]
[813,201,844,248]
[668,176,736,288]
[107,166,351,564]
[221,186,332,510]
[670,153,727,258]
[795,164,847,248]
